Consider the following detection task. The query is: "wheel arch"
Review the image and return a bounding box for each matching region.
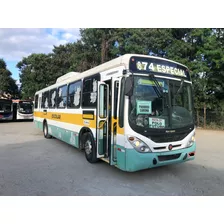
[79,127,95,149]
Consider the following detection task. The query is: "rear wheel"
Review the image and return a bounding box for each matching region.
[43,122,52,139]
[82,132,98,163]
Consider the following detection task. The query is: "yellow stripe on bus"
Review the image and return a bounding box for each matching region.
[34,111,124,135]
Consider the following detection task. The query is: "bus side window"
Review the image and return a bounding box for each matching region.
[82,74,100,108]
[114,81,119,119]
[68,80,82,108]
[39,96,42,109]
[119,78,125,128]
[57,85,67,108]
[42,91,49,109]
[49,89,57,108]
[34,95,39,109]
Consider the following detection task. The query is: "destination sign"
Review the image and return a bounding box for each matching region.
[129,56,190,80]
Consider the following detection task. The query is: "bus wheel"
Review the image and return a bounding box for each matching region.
[43,122,52,139]
[83,132,98,163]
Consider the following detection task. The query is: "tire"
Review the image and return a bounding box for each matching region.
[82,132,98,163]
[43,122,52,139]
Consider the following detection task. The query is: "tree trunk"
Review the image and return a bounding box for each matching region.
[101,36,110,63]
[197,109,200,127]
[203,104,207,129]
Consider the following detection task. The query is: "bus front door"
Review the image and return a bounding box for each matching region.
[110,77,121,165]
[96,82,109,158]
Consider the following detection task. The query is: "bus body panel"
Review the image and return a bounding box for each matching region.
[34,110,126,151]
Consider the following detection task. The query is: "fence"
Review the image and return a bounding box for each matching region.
[194,109,224,130]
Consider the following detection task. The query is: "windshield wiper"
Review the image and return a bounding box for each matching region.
[175,79,184,96]
[148,74,164,98]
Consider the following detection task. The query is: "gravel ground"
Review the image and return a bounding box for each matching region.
[0,121,224,196]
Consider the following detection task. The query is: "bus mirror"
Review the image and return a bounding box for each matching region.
[124,76,134,96]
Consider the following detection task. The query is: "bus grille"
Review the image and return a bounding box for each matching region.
[150,133,188,143]
[158,153,181,161]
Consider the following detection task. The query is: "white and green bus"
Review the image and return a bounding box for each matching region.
[33,54,196,172]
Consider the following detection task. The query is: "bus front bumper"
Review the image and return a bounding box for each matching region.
[123,143,196,172]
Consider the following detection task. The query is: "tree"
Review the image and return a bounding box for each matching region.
[17,54,53,99]
[50,43,77,80]
[16,28,224,129]
[0,58,19,97]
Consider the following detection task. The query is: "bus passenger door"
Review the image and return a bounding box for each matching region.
[39,94,47,120]
[38,95,43,119]
[110,77,121,165]
[96,81,109,158]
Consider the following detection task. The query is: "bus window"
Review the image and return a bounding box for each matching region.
[49,89,57,108]
[82,74,100,108]
[114,81,119,119]
[34,95,39,109]
[68,80,82,108]
[99,84,107,118]
[57,85,67,108]
[42,91,49,108]
[119,77,125,128]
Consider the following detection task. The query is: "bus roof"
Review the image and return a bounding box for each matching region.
[35,54,188,94]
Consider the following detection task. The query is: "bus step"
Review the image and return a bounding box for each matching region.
[100,157,109,164]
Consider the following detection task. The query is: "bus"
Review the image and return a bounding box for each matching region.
[33,54,196,172]
[12,99,34,120]
[0,98,13,121]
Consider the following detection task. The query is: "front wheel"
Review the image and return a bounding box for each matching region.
[43,122,52,139]
[82,132,98,163]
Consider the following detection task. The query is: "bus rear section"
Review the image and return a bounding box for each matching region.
[0,99,13,121]
[12,100,34,120]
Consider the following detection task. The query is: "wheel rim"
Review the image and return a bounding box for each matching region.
[84,140,92,155]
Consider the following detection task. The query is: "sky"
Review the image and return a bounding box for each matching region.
[0,1,221,88]
[0,28,81,84]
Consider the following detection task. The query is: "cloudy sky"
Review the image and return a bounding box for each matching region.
[0,28,80,83]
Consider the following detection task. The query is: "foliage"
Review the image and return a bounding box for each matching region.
[0,58,19,97]
[16,28,224,128]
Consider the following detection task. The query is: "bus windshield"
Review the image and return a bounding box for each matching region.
[128,76,194,132]
[19,102,33,113]
[0,101,12,113]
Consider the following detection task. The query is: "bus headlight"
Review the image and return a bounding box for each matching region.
[127,136,151,153]
[187,132,195,147]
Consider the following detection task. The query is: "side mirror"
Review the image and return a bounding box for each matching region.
[124,76,134,96]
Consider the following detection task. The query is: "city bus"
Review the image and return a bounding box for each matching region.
[12,99,34,120]
[33,54,196,172]
[0,98,13,121]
